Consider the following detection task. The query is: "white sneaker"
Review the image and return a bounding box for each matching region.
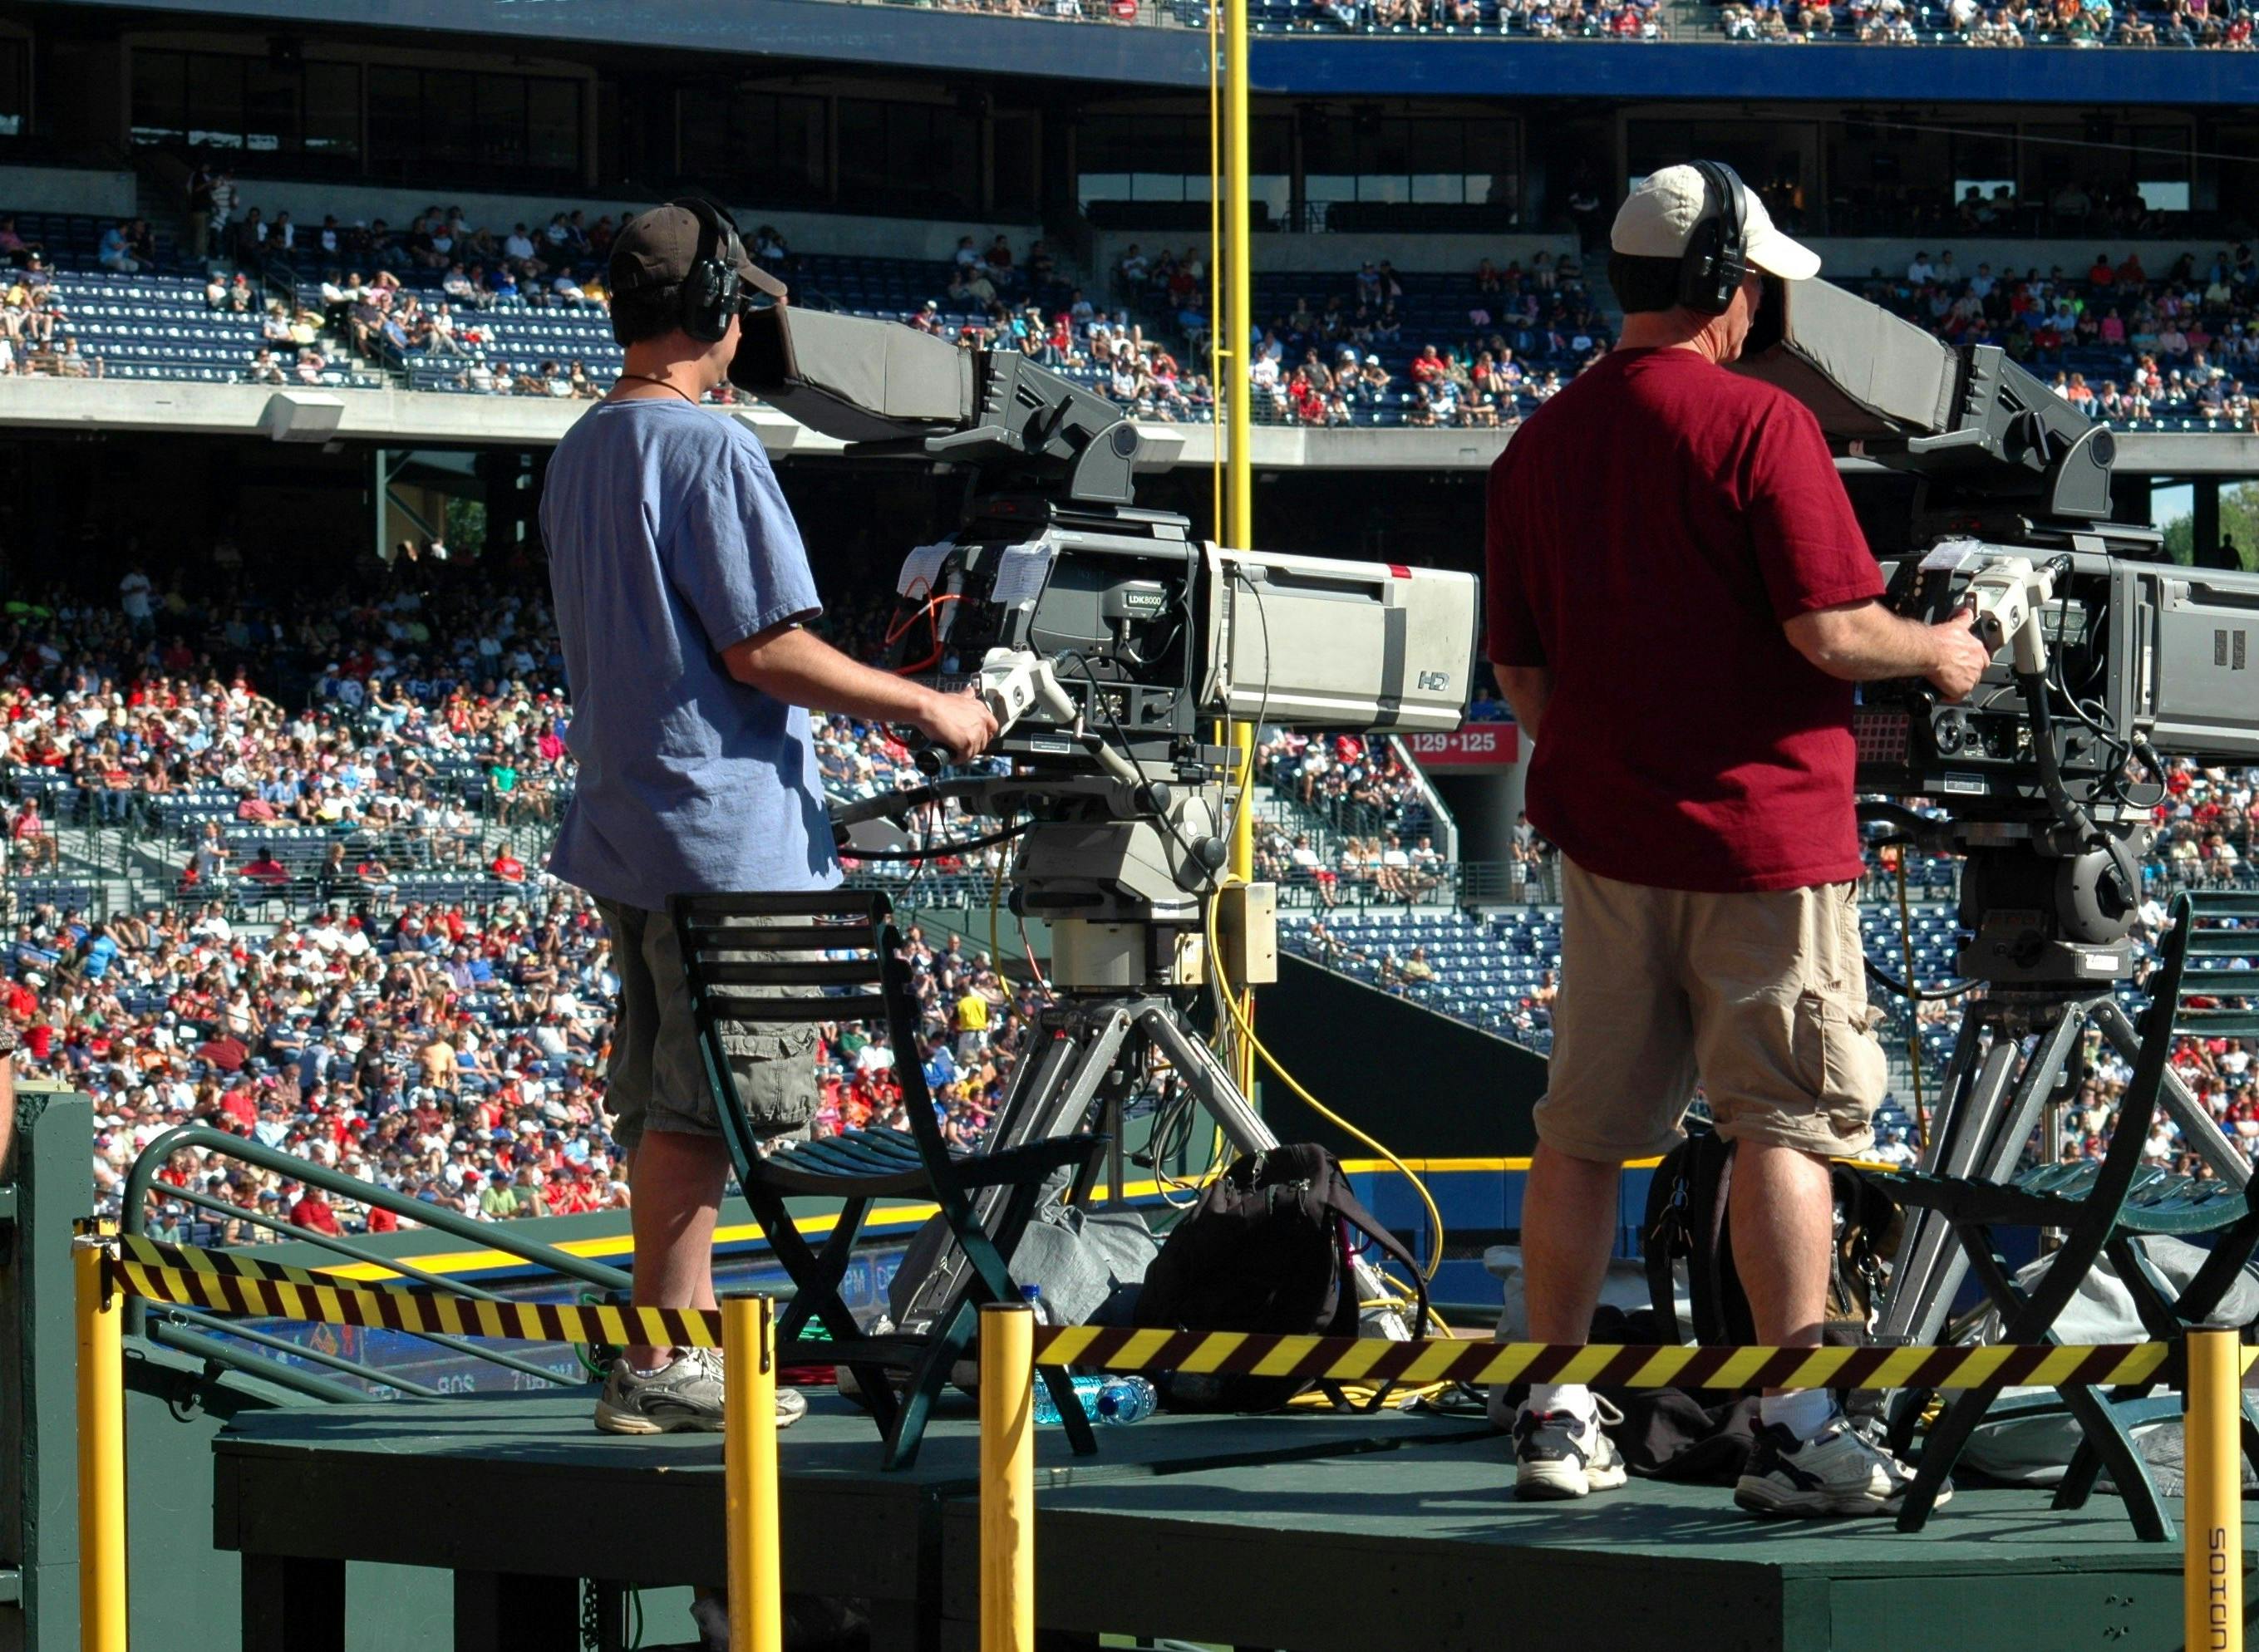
[1512,1398,1628,1501]
[1735,1414,1948,1518]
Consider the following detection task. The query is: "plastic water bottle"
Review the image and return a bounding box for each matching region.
[1031,1373,1108,1426]
[1016,1288,1154,1426]
[1092,1374,1157,1426]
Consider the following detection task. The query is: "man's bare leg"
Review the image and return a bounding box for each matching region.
[1727,1141,1832,1363]
[624,1128,732,1369]
[1520,1141,1625,1345]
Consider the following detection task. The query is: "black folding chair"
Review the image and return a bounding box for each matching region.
[669,888,1107,1469]
[1882,891,2259,1536]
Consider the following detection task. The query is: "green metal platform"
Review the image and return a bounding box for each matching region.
[209,1389,2257,1652]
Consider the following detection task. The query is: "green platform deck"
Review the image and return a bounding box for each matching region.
[210,1390,2257,1652]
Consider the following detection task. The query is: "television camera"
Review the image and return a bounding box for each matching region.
[1735,269,2259,1345]
[731,306,1478,1340]
[734,305,1475,985]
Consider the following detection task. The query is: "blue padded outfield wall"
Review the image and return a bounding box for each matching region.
[41,0,2259,102]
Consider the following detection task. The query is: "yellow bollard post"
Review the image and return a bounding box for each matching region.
[75,1233,126,1652]
[724,1296,783,1652]
[980,1301,1036,1652]
[2185,1327,2244,1652]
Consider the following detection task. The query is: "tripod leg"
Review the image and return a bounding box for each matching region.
[1880,1001,2093,1348]
[1878,1024,2020,1345]
[892,1005,1135,1337]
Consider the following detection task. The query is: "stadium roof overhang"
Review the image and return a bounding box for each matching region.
[37,0,2259,103]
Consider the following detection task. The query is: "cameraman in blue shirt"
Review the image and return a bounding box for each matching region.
[542,201,993,1438]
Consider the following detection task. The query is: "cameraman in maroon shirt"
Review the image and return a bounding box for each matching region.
[1486,165,1991,1516]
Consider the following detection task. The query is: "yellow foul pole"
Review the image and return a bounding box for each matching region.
[1222,0,1258,1094]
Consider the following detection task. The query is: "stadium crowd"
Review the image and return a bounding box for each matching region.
[0,548,2251,1230]
[1104,243,1611,428]
[0,558,1045,1240]
[1853,238,2259,428]
[18,183,2259,440]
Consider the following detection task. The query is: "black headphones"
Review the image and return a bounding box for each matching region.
[676,197,744,344]
[1677,160,1753,317]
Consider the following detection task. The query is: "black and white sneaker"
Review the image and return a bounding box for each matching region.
[1734,1416,1946,1518]
[593,1348,808,1436]
[1512,1399,1628,1501]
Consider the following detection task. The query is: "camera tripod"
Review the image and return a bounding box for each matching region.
[880,777,1415,1342]
[892,983,1411,1341]
[1870,829,2252,1346]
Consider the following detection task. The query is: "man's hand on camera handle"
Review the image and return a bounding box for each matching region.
[1923,606,1993,704]
[1784,596,1992,703]
[914,686,999,765]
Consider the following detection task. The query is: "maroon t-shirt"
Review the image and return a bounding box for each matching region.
[1485,347,1883,893]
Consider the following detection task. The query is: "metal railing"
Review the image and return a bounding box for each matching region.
[121,1125,635,1400]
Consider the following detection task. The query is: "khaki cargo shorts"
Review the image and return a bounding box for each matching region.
[1533,860,1887,1163]
[596,899,819,1155]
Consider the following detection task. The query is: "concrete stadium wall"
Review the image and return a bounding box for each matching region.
[9,377,2257,475]
[0,165,139,218]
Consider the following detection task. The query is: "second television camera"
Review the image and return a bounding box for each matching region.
[1735,274,2259,986]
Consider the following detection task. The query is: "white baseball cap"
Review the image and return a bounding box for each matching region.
[1610,165,1820,283]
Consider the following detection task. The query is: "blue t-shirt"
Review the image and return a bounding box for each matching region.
[540,399,840,912]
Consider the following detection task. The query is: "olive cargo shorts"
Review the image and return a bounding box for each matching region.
[1533,860,1887,1163]
[596,899,820,1154]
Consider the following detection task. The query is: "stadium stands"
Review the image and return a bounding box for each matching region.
[8,189,2256,436]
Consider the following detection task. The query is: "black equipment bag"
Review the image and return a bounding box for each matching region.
[1132,1143,1430,1412]
[1641,1122,1900,1350]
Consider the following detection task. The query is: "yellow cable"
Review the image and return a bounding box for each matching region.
[1203,881,1447,1282]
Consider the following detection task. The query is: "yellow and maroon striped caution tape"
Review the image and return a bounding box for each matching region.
[106,1234,2254,1391]
[114,1233,724,1351]
[1029,1323,2212,1393]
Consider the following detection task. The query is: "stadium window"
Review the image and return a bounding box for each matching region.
[135,48,363,164]
[367,65,421,170]
[838,99,977,214]
[185,52,249,151]
[775,96,826,204]
[423,71,479,169]
[678,88,824,204]
[130,50,189,147]
[1408,122,1462,204]
[2132,124,2193,217]
[243,60,301,155]
[1464,118,1518,214]
[0,36,28,140]
[366,66,583,182]
[1078,112,1292,221]
[302,63,360,160]
[480,77,529,170]
[528,80,582,177]
[993,111,1036,217]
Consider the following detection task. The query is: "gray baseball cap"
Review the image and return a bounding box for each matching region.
[609,201,787,301]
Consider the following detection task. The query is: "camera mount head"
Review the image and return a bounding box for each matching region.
[1735,273,2117,526]
[731,305,1144,504]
